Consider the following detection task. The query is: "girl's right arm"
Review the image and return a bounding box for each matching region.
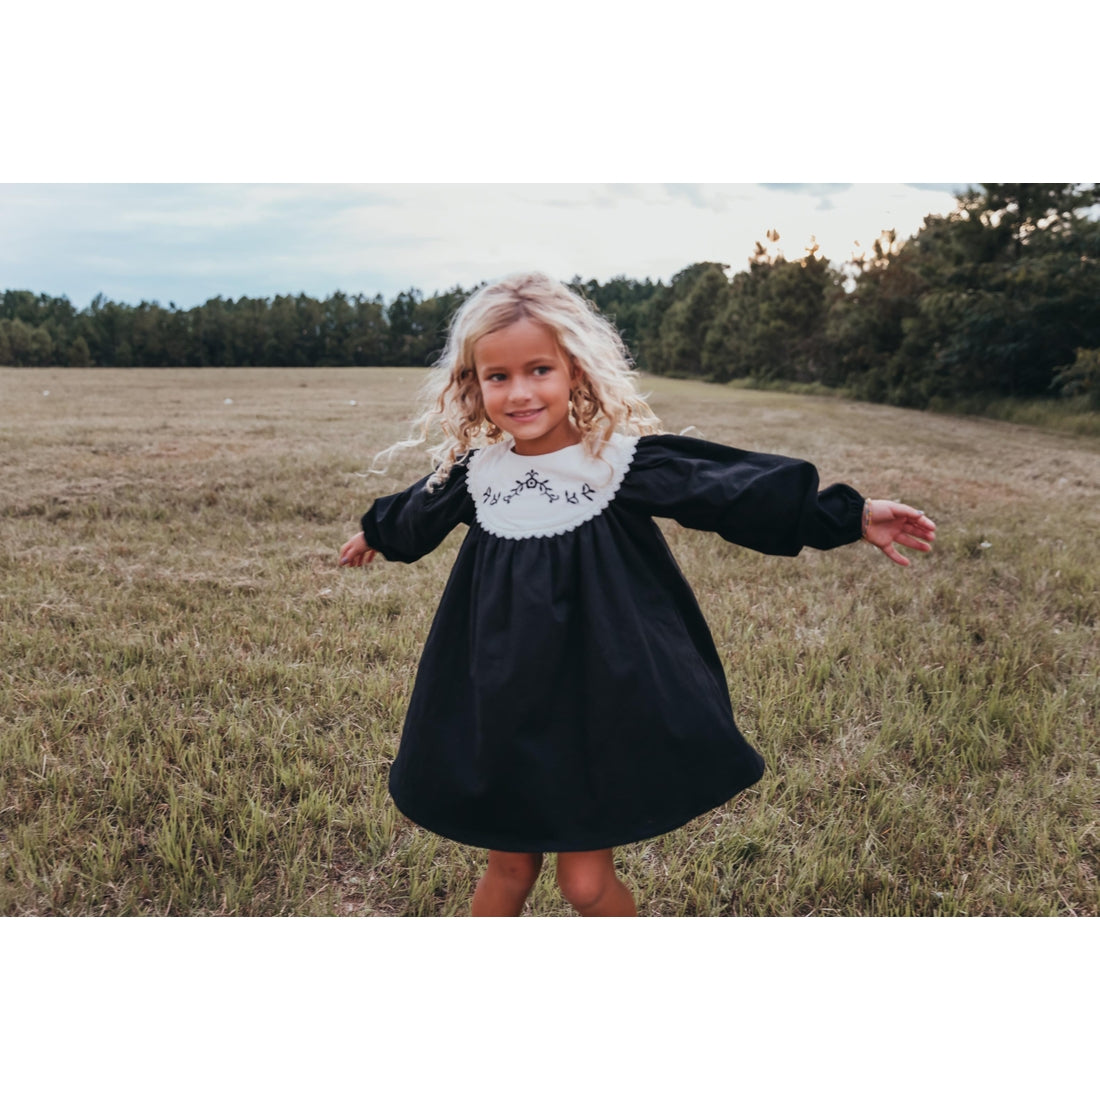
[345,460,476,566]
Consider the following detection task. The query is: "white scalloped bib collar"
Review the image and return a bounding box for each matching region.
[466,433,639,540]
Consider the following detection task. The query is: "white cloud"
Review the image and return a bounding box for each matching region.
[0,182,971,307]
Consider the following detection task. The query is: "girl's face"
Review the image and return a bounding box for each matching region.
[473,317,582,455]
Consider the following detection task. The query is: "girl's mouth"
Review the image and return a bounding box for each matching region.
[508,408,544,422]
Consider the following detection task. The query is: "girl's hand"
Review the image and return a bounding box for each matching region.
[339,531,377,567]
[862,499,936,567]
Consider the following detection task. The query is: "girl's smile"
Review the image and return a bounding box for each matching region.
[473,317,583,455]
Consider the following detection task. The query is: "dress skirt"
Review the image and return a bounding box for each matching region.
[361,432,863,852]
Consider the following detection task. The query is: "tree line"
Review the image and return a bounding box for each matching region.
[0,286,470,373]
[3,184,1098,409]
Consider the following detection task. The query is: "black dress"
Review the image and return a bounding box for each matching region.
[361,432,863,853]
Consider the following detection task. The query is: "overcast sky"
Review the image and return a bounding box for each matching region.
[1,182,972,310]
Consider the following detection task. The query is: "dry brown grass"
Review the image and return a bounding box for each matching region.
[2,367,1097,915]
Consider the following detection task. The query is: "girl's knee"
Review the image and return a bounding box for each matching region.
[487,850,543,891]
[556,851,616,911]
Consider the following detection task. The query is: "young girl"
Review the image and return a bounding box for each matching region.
[339,271,935,917]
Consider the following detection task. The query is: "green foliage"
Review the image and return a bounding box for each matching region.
[824,230,924,401]
[67,336,91,369]
[716,241,836,384]
[1,318,34,363]
[1053,347,1100,408]
[647,262,731,377]
[0,286,471,368]
[386,285,469,366]
[636,239,841,388]
[568,274,663,357]
[834,184,1100,405]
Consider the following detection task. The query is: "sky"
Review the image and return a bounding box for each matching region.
[0,182,973,310]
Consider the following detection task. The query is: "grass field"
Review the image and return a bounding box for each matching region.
[1,367,1097,916]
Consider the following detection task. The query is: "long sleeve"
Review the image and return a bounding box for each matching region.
[618,433,863,556]
[361,459,476,564]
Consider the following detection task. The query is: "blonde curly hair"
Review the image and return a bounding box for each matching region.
[378,271,662,489]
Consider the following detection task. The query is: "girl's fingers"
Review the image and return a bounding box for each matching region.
[894,533,933,552]
[894,505,935,530]
[867,502,936,565]
[339,532,373,566]
[882,544,910,566]
[339,548,376,567]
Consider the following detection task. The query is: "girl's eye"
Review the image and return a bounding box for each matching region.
[533,365,552,376]
[485,373,506,383]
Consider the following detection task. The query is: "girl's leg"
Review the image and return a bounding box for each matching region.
[470,850,544,916]
[556,849,637,916]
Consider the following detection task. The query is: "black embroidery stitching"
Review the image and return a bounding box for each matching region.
[481,467,599,509]
[471,437,635,529]
[503,470,562,504]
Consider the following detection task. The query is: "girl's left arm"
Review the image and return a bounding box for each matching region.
[621,434,934,563]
